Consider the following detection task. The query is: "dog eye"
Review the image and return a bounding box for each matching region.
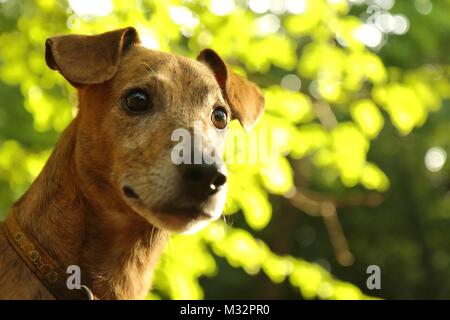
[124,89,151,113]
[211,107,228,129]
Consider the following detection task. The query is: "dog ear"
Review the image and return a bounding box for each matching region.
[197,49,265,131]
[45,27,140,87]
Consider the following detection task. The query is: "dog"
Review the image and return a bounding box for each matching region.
[0,27,264,299]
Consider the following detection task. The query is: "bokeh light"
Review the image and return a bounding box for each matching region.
[210,0,235,16]
[281,74,302,92]
[425,147,447,172]
[354,24,383,48]
[68,0,113,17]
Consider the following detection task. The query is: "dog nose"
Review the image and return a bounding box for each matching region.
[182,163,227,197]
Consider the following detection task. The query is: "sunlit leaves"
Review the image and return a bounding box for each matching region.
[0,140,48,197]
[405,72,442,111]
[330,123,369,187]
[310,122,388,190]
[204,222,368,299]
[284,0,324,37]
[0,5,72,132]
[350,99,384,139]
[260,156,293,195]
[212,227,266,274]
[290,124,329,159]
[360,162,390,192]
[248,34,297,71]
[25,86,73,132]
[370,67,448,135]
[335,16,365,50]
[1,0,448,301]
[290,260,325,299]
[298,43,345,80]
[228,174,272,230]
[263,254,293,283]
[289,260,366,299]
[348,52,387,86]
[373,83,428,135]
[299,44,387,101]
[265,86,314,123]
[153,232,217,299]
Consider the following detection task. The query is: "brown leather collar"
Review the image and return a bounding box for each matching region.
[2,212,94,300]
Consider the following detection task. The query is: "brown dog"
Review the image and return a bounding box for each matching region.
[0,27,264,299]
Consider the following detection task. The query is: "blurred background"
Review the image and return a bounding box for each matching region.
[1,0,450,300]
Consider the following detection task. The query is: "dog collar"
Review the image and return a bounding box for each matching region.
[2,212,95,300]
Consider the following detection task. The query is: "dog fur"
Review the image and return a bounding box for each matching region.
[0,27,264,300]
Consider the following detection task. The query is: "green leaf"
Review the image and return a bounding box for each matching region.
[350,99,384,139]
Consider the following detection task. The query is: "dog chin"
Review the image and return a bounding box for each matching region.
[154,214,217,234]
[123,197,223,233]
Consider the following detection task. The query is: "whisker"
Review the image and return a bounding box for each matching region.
[150,226,155,246]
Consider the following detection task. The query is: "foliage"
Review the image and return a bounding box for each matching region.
[1,0,449,299]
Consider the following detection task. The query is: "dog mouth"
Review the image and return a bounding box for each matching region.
[122,185,219,217]
[122,185,140,199]
[121,184,224,232]
[154,203,215,219]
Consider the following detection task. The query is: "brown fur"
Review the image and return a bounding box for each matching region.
[0,27,264,300]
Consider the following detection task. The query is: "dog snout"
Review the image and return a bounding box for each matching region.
[181,162,227,198]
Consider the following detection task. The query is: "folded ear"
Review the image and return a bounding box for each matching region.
[197,49,265,131]
[45,27,140,87]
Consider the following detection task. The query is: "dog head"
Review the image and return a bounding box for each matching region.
[45,27,264,233]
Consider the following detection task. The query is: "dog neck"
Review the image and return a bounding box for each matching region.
[11,118,169,299]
